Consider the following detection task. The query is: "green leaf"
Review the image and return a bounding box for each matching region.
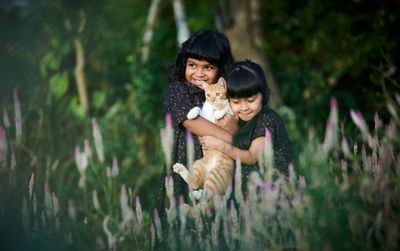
[68,96,87,119]
[60,41,72,56]
[92,90,107,108]
[50,38,59,49]
[49,72,68,98]
[40,52,54,77]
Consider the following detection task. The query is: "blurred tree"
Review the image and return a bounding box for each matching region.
[211,0,283,105]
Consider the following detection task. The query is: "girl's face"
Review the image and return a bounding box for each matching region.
[185,57,218,89]
[229,93,263,121]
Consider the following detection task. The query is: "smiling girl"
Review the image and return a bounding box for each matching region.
[154,28,237,227]
[200,60,292,193]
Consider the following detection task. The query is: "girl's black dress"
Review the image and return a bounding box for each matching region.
[154,80,205,223]
[233,106,292,193]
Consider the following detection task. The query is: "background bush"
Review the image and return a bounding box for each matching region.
[0,0,399,250]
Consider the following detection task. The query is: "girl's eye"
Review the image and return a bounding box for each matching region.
[248,99,255,103]
[206,65,215,70]
[231,100,239,104]
[188,63,195,68]
[207,94,211,97]
[216,92,220,96]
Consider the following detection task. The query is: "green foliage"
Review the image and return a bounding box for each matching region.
[1,0,400,250]
[49,72,69,98]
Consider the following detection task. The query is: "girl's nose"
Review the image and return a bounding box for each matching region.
[196,68,205,77]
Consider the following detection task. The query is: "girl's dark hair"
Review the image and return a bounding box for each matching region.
[169,28,234,82]
[226,60,270,107]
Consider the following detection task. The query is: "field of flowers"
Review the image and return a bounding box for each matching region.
[1,90,399,250]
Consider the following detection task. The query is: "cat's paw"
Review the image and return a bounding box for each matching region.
[214,110,225,120]
[187,107,201,119]
[173,163,186,174]
[193,189,203,200]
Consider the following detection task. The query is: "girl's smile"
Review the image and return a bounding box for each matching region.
[185,57,218,89]
[229,93,263,121]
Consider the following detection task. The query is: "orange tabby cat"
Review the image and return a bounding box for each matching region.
[173,77,234,200]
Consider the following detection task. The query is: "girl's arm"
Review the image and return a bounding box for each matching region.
[183,116,235,143]
[200,135,265,165]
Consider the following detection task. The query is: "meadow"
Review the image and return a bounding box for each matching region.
[1,89,399,250]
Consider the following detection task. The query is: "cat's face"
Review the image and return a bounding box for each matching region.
[203,78,227,104]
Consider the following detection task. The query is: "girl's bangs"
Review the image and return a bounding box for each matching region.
[184,38,223,65]
[226,72,261,99]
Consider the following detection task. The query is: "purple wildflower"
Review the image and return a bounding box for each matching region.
[51,159,59,171]
[29,173,34,198]
[92,118,104,162]
[0,127,7,166]
[395,93,400,105]
[93,190,100,210]
[52,192,60,216]
[3,107,10,128]
[299,176,306,187]
[111,157,119,177]
[13,89,22,144]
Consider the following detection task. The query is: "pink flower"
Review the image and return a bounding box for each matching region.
[323,119,335,154]
[84,139,92,158]
[93,190,100,210]
[395,93,400,105]
[160,114,174,166]
[111,157,119,177]
[186,130,194,169]
[51,159,59,171]
[29,173,35,198]
[44,182,52,218]
[264,127,274,169]
[165,176,174,198]
[68,200,77,221]
[341,159,347,172]
[92,118,104,162]
[136,197,143,227]
[386,101,398,118]
[350,109,372,147]
[153,209,163,240]
[13,89,22,144]
[299,176,306,187]
[3,107,10,128]
[106,167,111,178]
[52,192,60,216]
[374,112,382,129]
[0,127,7,165]
[308,127,314,138]
[341,137,352,159]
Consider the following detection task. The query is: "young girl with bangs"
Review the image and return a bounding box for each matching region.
[200,60,292,193]
[154,28,237,224]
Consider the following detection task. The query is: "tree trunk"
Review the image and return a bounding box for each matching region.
[172,0,190,44]
[141,0,162,63]
[215,0,283,106]
[73,11,89,110]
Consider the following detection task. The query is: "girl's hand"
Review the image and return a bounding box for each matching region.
[200,136,223,151]
[216,113,239,134]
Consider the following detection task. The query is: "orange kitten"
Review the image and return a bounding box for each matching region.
[173,77,234,200]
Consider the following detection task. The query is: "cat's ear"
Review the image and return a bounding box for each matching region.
[201,81,208,90]
[218,77,226,89]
